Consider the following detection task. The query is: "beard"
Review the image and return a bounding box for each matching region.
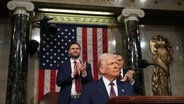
[70,54,80,59]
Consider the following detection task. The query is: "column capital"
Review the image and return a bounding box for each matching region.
[7,1,35,16]
[118,8,145,22]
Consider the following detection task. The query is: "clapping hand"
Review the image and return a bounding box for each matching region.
[121,70,135,82]
[78,61,87,76]
[126,70,135,82]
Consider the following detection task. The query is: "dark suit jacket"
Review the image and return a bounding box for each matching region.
[122,68,140,95]
[56,60,93,104]
[79,77,134,104]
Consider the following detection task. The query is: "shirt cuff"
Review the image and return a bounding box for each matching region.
[129,79,135,85]
[82,73,87,78]
[71,73,75,78]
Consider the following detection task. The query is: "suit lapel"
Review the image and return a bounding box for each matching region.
[96,78,109,103]
[65,61,72,74]
[117,79,126,96]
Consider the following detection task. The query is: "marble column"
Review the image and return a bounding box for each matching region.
[118,8,145,95]
[6,1,34,104]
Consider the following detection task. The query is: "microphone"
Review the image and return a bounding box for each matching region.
[138,59,172,96]
[27,40,39,56]
[138,59,153,68]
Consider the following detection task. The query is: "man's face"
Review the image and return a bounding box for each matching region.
[104,57,120,78]
[68,44,80,59]
[117,55,124,69]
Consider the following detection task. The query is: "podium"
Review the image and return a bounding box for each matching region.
[107,96,184,104]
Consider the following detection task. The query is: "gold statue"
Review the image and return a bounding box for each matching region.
[150,35,173,95]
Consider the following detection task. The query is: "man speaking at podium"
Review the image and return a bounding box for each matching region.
[79,53,134,104]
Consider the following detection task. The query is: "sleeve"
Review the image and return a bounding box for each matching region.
[81,63,94,84]
[56,63,73,87]
[79,83,91,104]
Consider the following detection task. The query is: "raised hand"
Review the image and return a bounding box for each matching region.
[120,70,135,82]
[126,70,135,82]
[78,61,87,76]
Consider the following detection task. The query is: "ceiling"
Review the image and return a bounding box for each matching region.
[1,0,184,25]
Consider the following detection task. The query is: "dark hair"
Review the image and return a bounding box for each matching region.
[113,52,124,58]
[67,42,81,50]
[113,52,122,56]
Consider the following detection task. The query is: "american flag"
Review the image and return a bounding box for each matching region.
[38,23,108,101]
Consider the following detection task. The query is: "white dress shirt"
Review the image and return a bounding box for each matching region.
[102,77,118,97]
[120,68,124,77]
[70,59,80,95]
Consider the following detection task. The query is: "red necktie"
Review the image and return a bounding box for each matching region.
[109,82,116,99]
[74,61,82,94]
[120,71,123,79]
[119,74,123,79]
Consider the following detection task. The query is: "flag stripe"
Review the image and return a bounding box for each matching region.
[102,28,108,53]
[77,27,82,60]
[82,27,88,62]
[92,28,98,80]
[44,70,50,94]
[87,28,93,70]
[38,69,45,101]
[50,70,56,92]
[97,28,103,79]
[86,28,93,77]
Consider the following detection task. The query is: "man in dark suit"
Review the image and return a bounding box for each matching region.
[56,42,93,104]
[79,53,134,104]
[115,52,140,95]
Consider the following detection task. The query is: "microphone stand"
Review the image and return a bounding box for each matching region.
[139,60,172,96]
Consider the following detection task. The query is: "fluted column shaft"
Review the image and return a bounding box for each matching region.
[6,1,34,104]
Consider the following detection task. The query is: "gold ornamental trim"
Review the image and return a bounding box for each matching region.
[33,12,117,26]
